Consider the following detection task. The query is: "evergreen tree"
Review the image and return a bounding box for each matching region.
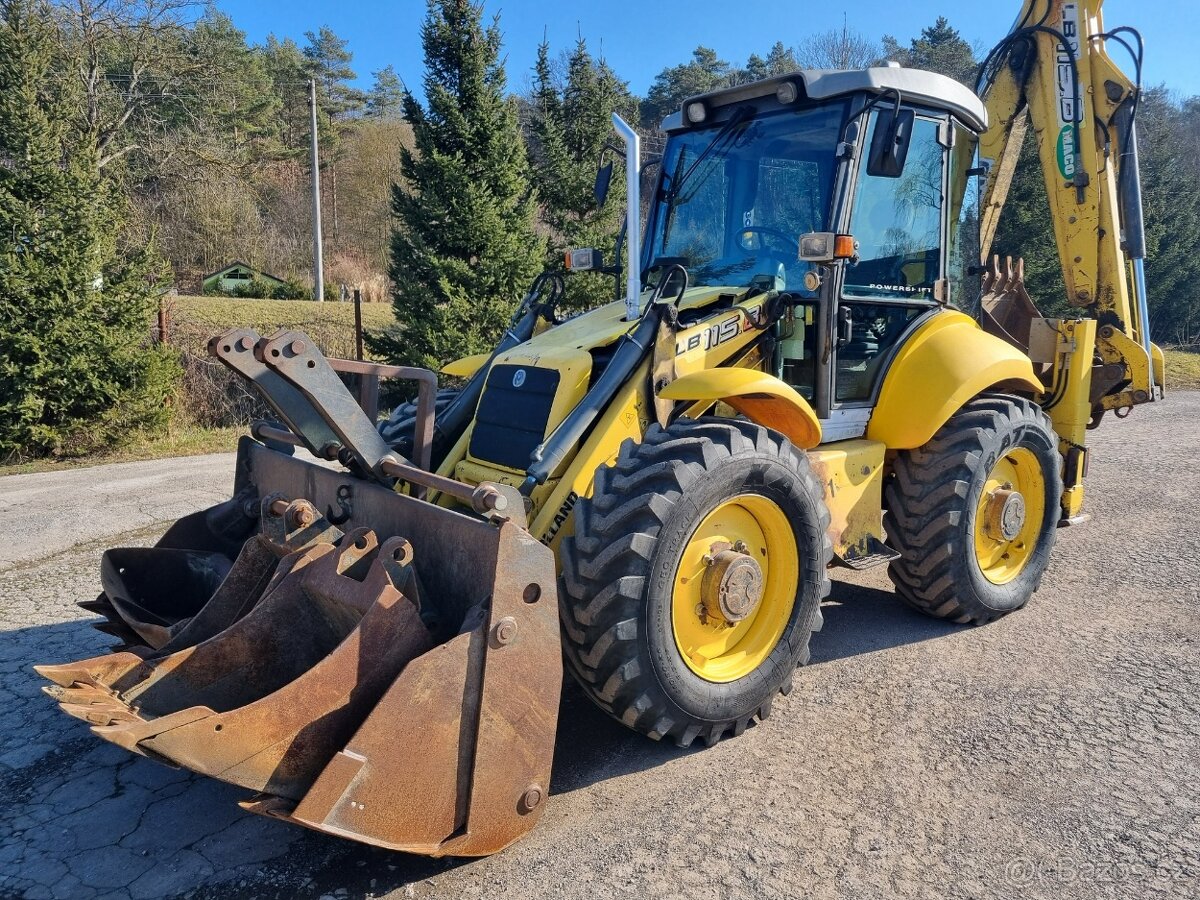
[641,46,735,127]
[0,0,178,457]
[260,34,311,153]
[529,37,636,310]
[368,0,544,373]
[366,65,404,119]
[882,17,976,85]
[1129,88,1200,343]
[303,25,368,138]
[991,128,1066,313]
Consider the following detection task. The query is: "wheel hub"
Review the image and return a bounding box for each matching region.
[701,543,765,624]
[984,485,1026,542]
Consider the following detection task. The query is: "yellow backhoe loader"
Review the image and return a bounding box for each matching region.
[37,0,1162,857]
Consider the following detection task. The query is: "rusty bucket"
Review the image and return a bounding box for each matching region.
[37,437,562,857]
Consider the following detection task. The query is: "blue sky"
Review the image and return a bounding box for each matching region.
[215,0,1200,99]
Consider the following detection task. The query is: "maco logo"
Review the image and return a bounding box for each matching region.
[512,369,526,388]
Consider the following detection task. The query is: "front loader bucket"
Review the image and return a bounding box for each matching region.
[83,494,343,653]
[38,437,562,856]
[97,548,233,649]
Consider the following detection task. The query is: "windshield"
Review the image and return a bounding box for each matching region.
[647,102,845,293]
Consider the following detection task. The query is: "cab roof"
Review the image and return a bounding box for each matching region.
[663,65,988,133]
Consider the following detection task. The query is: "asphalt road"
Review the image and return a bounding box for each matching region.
[1,396,1197,900]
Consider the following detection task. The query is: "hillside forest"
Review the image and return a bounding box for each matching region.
[2,0,1198,457]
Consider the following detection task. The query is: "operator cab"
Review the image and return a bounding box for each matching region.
[649,66,987,439]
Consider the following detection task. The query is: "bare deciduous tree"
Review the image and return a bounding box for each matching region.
[50,0,212,169]
[794,19,881,70]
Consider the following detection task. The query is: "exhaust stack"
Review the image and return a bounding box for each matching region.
[612,113,641,320]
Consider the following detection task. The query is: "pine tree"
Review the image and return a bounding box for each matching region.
[366,65,404,119]
[529,37,636,310]
[0,0,178,458]
[303,25,368,130]
[641,47,735,127]
[882,17,977,85]
[368,0,544,373]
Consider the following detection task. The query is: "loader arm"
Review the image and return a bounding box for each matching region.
[974,0,1162,519]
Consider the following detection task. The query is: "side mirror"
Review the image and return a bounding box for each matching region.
[867,107,916,178]
[594,161,614,208]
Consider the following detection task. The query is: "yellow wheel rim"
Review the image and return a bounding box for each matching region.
[973,447,1046,585]
[671,495,800,683]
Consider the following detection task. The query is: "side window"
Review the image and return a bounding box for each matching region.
[843,113,945,301]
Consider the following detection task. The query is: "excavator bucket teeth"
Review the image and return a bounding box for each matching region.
[980,255,1045,358]
[37,436,562,856]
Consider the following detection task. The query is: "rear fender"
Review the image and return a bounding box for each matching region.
[658,369,822,449]
[867,310,1042,450]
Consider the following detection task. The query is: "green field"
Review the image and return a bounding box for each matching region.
[170,295,394,332]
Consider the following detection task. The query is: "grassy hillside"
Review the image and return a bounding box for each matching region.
[1164,348,1200,391]
[167,295,396,361]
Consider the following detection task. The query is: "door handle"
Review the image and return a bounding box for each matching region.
[836,307,853,350]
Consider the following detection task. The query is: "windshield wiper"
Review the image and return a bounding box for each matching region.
[660,105,757,246]
[666,105,756,203]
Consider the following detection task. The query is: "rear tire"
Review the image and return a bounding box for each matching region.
[883,394,1062,624]
[377,388,460,467]
[560,418,832,748]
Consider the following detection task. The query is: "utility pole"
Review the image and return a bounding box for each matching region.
[309,78,325,302]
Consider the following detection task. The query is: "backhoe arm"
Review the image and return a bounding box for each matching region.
[974,0,1162,520]
[978,0,1160,407]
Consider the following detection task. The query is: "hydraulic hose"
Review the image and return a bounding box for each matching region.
[521,302,664,493]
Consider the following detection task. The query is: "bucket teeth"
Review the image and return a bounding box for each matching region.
[61,702,140,727]
[77,596,115,615]
[37,434,563,857]
[238,794,297,819]
[33,651,147,690]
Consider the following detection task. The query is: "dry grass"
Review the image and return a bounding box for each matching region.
[168,295,395,335]
[1164,347,1200,391]
[0,424,243,477]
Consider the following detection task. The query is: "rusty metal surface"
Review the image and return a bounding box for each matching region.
[323,356,438,478]
[981,255,1044,358]
[257,330,397,479]
[281,521,561,856]
[210,327,343,460]
[42,532,436,799]
[37,436,564,858]
[98,548,233,649]
[153,534,280,654]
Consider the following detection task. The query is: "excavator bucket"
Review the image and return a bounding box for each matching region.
[980,255,1044,358]
[38,440,562,856]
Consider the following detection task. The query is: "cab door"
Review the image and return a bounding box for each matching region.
[825,108,951,438]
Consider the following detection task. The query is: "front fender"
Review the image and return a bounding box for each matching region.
[658,369,822,449]
[440,353,491,379]
[867,309,1043,450]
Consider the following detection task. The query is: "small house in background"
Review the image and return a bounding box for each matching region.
[202,261,287,295]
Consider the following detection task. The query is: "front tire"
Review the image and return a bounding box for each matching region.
[883,394,1062,624]
[560,418,832,748]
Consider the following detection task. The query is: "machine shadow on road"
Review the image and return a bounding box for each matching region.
[0,579,961,900]
[813,578,961,664]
